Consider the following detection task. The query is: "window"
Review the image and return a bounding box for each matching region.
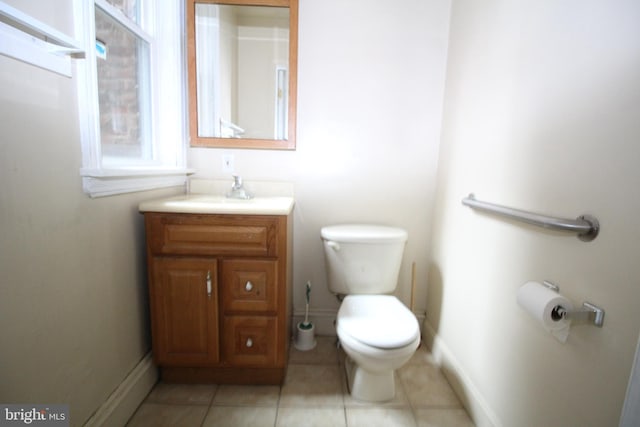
[75,0,192,197]
[95,3,152,164]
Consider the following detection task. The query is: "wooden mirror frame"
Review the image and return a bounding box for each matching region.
[186,0,298,150]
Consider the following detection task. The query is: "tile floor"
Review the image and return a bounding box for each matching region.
[126,337,475,427]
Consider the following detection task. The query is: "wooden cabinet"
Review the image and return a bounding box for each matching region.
[144,213,292,384]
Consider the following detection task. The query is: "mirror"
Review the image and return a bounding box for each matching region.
[187,0,298,150]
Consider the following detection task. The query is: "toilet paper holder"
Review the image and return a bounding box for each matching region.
[543,281,605,327]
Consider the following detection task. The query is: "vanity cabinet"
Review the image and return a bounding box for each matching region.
[143,212,292,384]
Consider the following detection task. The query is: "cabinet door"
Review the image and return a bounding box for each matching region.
[150,258,219,366]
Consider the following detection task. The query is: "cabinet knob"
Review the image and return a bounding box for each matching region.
[246,338,253,348]
[245,281,253,292]
[206,271,212,298]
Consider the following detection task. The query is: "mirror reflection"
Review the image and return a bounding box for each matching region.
[194,4,289,140]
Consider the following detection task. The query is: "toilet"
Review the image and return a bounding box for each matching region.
[321,224,420,402]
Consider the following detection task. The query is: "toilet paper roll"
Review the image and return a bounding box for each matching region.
[517,281,573,343]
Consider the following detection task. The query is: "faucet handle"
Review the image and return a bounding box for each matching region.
[232,174,243,189]
[227,174,253,199]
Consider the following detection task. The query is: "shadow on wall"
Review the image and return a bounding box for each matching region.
[423,262,475,421]
[425,262,444,344]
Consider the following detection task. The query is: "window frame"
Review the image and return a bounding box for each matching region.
[75,0,193,198]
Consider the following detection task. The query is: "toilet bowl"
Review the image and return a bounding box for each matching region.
[337,295,420,401]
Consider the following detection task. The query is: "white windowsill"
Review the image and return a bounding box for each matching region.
[80,167,195,198]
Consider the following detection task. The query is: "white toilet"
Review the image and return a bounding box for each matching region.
[321,224,420,402]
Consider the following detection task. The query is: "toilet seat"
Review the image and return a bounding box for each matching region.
[337,295,419,349]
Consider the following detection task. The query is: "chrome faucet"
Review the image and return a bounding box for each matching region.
[227,175,253,199]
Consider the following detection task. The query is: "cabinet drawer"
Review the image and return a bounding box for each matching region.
[223,316,277,367]
[145,213,279,256]
[222,259,277,313]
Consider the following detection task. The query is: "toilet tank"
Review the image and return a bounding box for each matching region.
[321,224,408,295]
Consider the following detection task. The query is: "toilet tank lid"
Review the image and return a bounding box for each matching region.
[321,224,408,243]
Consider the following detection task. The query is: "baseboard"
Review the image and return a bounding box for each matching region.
[84,353,158,427]
[422,321,501,427]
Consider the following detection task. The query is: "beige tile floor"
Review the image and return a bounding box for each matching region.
[127,337,475,427]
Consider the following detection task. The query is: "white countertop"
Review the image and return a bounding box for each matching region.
[138,194,295,215]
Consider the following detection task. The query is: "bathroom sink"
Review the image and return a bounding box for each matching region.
[138,194,295,215]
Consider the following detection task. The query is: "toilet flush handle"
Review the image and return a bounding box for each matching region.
[327,241,340,251]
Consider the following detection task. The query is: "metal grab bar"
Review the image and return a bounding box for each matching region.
[461,194,599,242]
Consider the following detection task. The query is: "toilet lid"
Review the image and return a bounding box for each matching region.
[337,295,419,349]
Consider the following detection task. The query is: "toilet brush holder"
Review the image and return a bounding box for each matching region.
[294,322,316,351]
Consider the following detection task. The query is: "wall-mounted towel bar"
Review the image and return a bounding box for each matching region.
[462,194,599,242]
[0,1,84,77]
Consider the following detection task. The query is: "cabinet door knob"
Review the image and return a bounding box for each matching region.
[206,270,212,298]
[245,281,253,292]
[246,338,253,348]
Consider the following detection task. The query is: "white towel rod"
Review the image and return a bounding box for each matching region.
[462,194,600,242]
[0,1,84,77]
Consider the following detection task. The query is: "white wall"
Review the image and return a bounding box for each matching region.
[429,0,640,426]
[189,0,452,327]
[0,2,182,425]
[0,0,451,423]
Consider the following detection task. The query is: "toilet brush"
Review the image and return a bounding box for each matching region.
[295,281,316,350]
[300,281,312,330]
